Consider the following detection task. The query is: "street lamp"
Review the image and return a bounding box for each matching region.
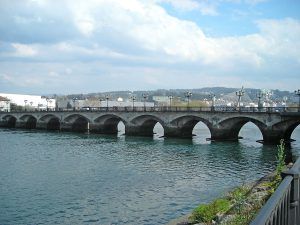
[24,99,28,111]
[236,87,244,109]
[105,94,110,111]
[99,98,104,110]
[72,97,77,111]
[209,93,215,111]
[142,93,148,111]
[256,91,264,111]
[49,100,52,111]
[130,95,136,111]
[184,91,192,108]
[168,95,173,108]
[5,100,10,112]
[46,98,50,111]
[295,89,300,112]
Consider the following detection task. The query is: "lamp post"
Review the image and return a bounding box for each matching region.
[105,95,109,111]
[49,100,52,111]
[99,98,104,110]
[209,93,215,111]
[130,95,136,111]
[236,87,244,110]
[256,91,264,111]
[184,91,192,108]
[295,89,300,112]
[168,95,173,109]
[6,100,9,112]
[72,97,77,111]
[142,93,148,111]
[46,98,50,111]
[24,99,28,111]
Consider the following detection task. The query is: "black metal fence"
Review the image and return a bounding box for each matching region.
[1,106,300,113]
[251,157,300,225]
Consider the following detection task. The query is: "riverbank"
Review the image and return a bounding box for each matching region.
[166,171,279,225]
[167,140,291,225]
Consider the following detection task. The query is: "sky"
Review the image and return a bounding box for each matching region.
[0,0,300,95]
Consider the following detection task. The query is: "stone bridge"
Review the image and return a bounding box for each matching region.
[1,107,300,144]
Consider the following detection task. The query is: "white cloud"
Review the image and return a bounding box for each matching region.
[11,43,38,57]
[157,0,218,15]
[2,1,300,69]
[0,0,299,93]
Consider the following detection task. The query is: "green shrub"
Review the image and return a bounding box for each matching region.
[190,198,231,224]
[276,139,286,175]
[228,186,249,202]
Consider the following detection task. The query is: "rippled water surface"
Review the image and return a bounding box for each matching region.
[1,124,300,225]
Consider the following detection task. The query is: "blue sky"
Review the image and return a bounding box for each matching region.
[0,0,299,95]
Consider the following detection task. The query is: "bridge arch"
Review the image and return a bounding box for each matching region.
[38,114,61,131]
[2,115,17,128]
[63,114,90,133]
[290,123,300,142]
[20,115,37,129]
[238,122,264,143]
[168,116,212,138]
[127,115,165,137]
[94,114,126,134]
[215,117,267,141]
[271,119,300,142]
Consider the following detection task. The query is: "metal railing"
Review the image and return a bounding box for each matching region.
[1,106,300,114]
[251,157,300,225]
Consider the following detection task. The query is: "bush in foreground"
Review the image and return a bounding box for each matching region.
[190,198,231,224]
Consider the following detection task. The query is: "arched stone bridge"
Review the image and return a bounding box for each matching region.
[1,107,300,144]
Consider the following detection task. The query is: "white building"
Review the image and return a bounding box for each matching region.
[0,96,11,112]
[153,96,170,106]
[0,93,56,110]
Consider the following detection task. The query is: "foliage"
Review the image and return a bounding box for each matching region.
[228,186,249,202]
[10,103,22,111]
[276,139,286,175]
[190,198,231,224]
[227,186,250,214]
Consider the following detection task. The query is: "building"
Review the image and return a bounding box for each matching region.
[0,93,56,111]
[55,97,155,110]
[153,96,170,106]
[0,96,10,112]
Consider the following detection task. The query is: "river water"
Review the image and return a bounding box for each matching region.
[1,123,300,225]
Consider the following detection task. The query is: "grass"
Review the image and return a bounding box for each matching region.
[190,198,231,224]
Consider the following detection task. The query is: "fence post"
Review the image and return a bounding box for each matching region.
[282,167,300,225]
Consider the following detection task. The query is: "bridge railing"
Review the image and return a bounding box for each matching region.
[1,106,299,113]
[250,157,300,225]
